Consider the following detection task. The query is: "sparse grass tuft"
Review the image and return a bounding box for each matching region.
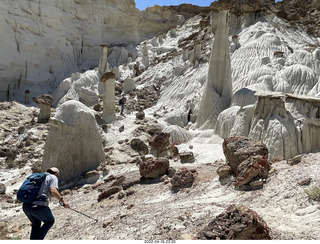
[305,186,320,201]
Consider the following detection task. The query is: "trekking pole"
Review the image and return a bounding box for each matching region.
[60,201,98,222]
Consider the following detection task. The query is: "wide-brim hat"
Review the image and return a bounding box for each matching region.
[47,167,60,174]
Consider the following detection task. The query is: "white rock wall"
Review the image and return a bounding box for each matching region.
[0,0,186,102]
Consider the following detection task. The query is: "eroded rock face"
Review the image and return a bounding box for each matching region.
[198,204,270,240]
[170,167,197,188]
[275,0,320,36]
[211,0,261,15]
[1,0,188,102]
[139,158,169,179]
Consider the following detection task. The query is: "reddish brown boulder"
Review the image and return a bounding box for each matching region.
[223,136,268,175]
[179,152,195,163]
[198,204,271,240]
[139,158,169,179]
[148,132,170,150]
[130,138,149,155]
[235,155,270,188]
[222,136,270,189]
[216,165,232,178]
[136,111,145,120]
[170,167,197,188]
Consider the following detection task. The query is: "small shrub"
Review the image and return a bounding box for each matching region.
[305,186,320,201]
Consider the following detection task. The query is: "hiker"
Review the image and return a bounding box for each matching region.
[119,96,126,115]
[22,167,70,240]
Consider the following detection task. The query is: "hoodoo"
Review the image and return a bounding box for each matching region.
[33,94,54,123]
[196,10,232,129]
[100,72,116,123]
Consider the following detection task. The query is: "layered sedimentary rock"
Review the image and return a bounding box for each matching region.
[0,0,188,102]
[53,70,100,108]
[42,100,105,180]
[216,91,320,159]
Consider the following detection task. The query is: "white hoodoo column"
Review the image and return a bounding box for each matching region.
[182,48,189,62]
[100,72,116,123]
[142,42,149,68]
[196,10,232,129]
[194,41,202,60]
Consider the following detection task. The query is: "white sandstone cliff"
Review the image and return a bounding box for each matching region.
[0,0,186,102]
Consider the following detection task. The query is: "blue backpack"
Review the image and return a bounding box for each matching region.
[17,173,48,203]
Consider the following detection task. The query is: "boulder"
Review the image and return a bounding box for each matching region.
[122,78,136,94]
[139,158,169,179]
[170,167,197,188]
[130,138,149,155]
[198,204,271,240]
[179,152,195,163]
[0,222,8,239]
[1,147,18,161]
[42,100,105,181]
[223,136,268,175]
[216,165,232,178]
[148,132,170,150]
[222,136,270,189]
[235,155,270,188]
[146,124,163,136]
[0,183,6,195]
[288,155,302,165]
[136,111,145,120]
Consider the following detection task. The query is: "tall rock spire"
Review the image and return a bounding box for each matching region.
[196,10,232,129]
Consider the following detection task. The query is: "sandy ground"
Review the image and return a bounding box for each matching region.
[1,102,320,240]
